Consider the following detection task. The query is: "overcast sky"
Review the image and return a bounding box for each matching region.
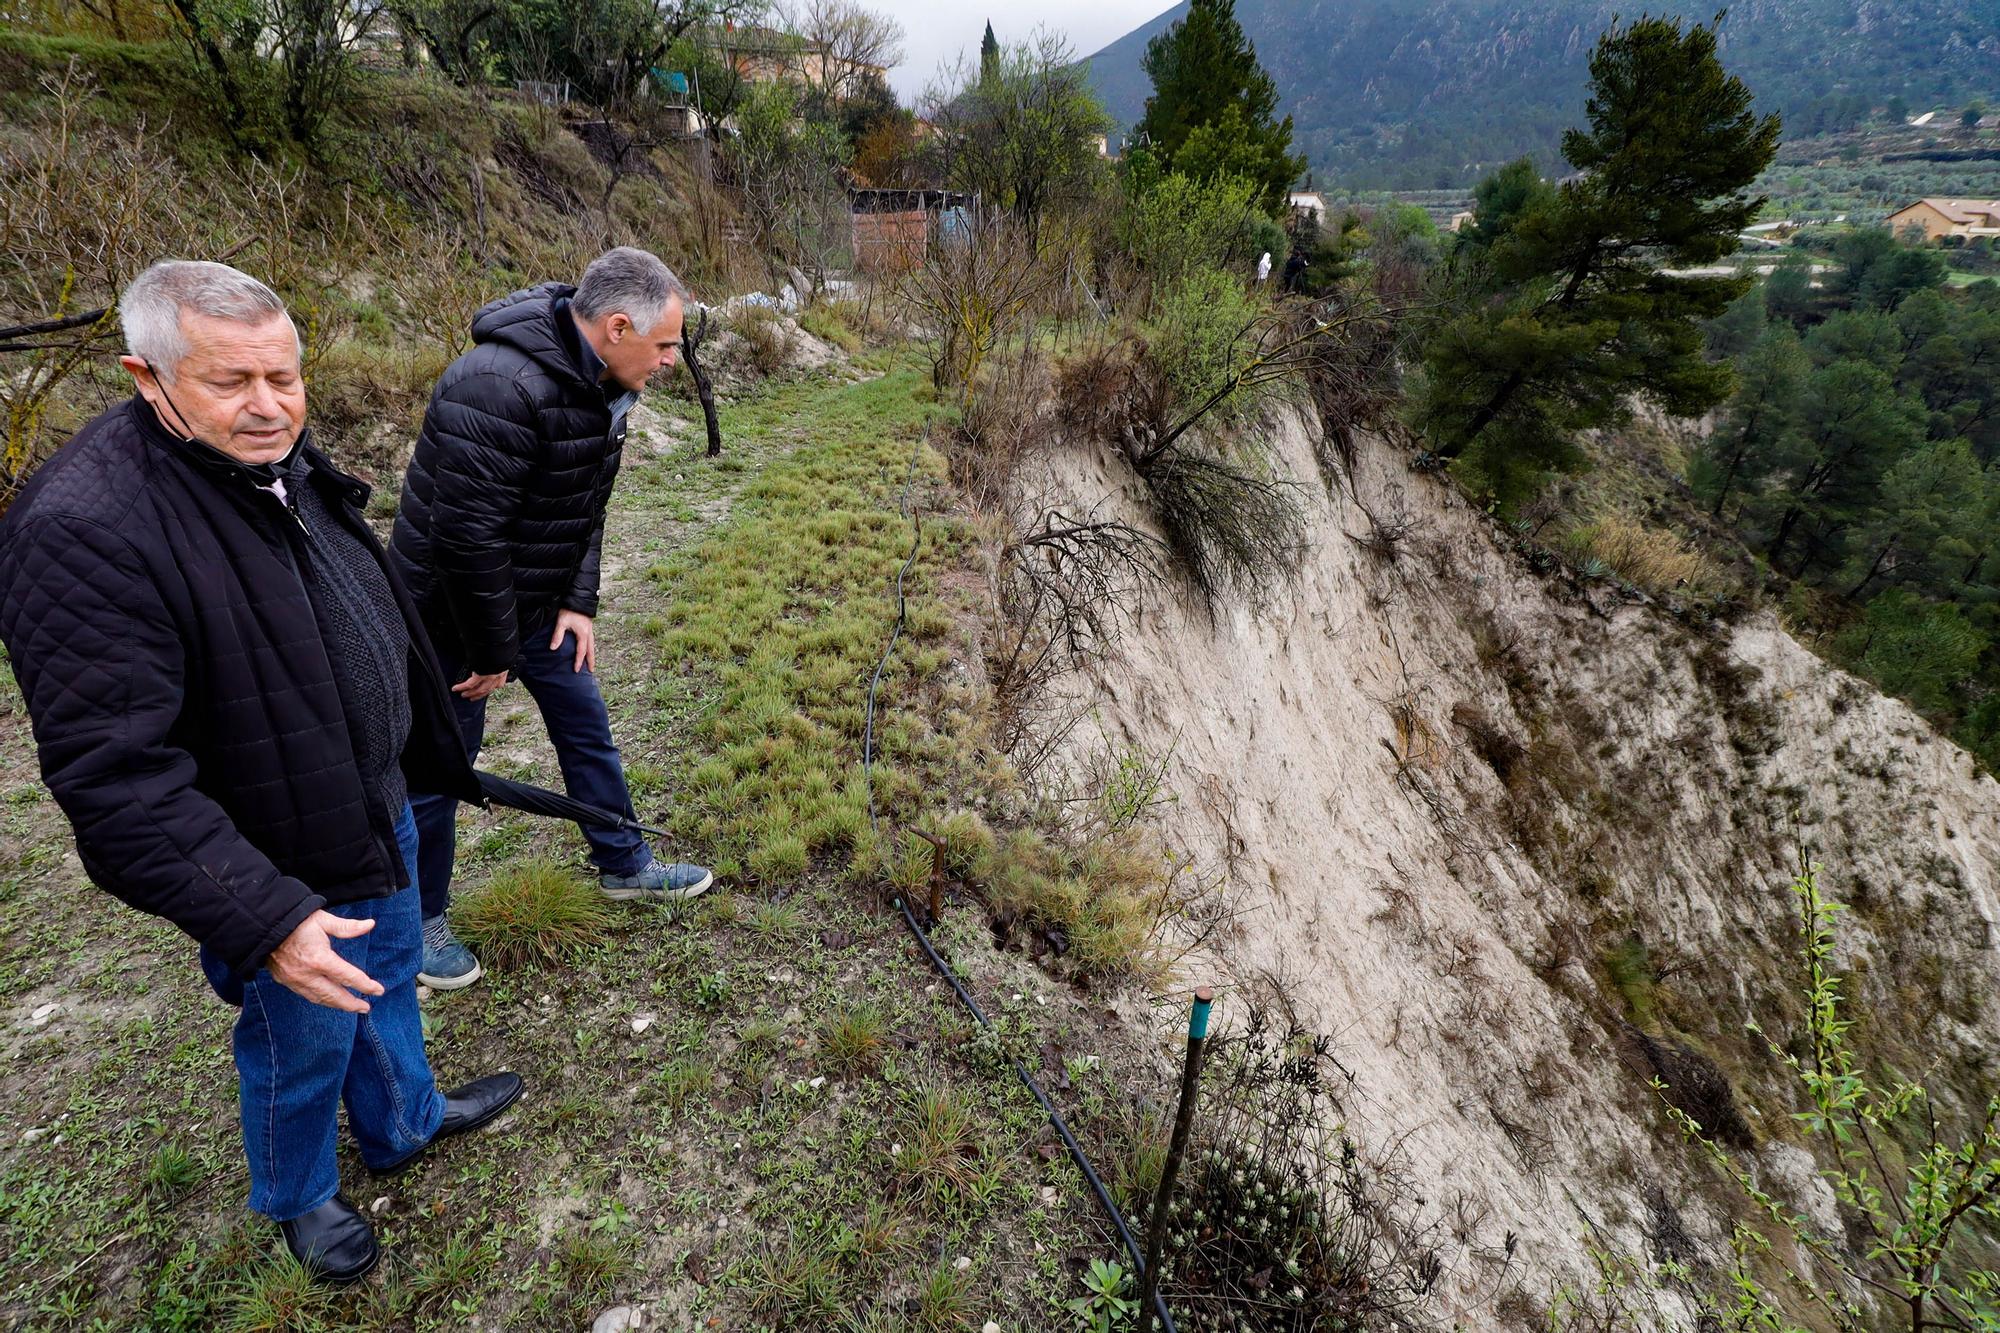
[867,1,1172,101]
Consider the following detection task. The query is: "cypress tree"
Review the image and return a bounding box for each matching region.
[980,21,1000,86]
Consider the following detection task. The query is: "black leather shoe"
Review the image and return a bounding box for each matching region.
[280,1194,379,1284]
[368,1071,524,1176]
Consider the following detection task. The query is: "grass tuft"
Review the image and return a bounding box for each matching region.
[452,860,614,968]
[146,1142,201,1198]
[220,1255,333,1333]
[556,1228,632,1293]
[913,1258,973,1332]
[819,1001,888,1076]
[650,1055,717,1113]
[898,1085,984,1210]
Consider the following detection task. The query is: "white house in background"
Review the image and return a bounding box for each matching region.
[1289,190,1327,223]
[1448,210,1475,232]
[1911,110,1939,126]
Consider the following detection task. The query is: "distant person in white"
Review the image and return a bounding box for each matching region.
[1256,251,1273,283]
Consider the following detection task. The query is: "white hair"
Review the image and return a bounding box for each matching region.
[573,247,689,334]
[120,260,298,382]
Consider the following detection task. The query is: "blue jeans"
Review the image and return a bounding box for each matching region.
[199,806,445,1221]
[412,629,648,919]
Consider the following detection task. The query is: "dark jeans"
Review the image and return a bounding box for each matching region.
[412,629,647,919]
[199,806,444,1221]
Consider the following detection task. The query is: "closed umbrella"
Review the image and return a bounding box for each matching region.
[473,769,668,839]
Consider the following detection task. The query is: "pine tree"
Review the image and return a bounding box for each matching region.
[1416,16,1781,505]
[1758,360,1928,573]
[1694,324,1808,519]
[1133,0,1304,212]
[1458,157,1553,252]
[979,20,999,86]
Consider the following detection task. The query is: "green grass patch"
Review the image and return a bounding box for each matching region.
[452,860,615,968]
[650,369,957,885]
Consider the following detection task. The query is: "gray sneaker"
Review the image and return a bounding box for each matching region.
[600,857,714,902]
[418,916,483,990]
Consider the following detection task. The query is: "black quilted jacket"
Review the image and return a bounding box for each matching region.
[0,399,483,975]
[389,283,630,675]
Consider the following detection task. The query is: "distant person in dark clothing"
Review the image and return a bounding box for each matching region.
[0,261,523,1285]
[1282,246,1310,293]
[391,247,712,990]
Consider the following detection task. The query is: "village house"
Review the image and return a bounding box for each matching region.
[1885,198,2000,243]
[710,22,887,98]
[1289,190,1327,223]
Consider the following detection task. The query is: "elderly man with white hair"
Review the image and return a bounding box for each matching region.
[391,246,713,990]
[0,260,524,1284]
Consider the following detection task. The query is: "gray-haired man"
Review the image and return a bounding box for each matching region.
[391,248,712,989]
[0,260,522,1283]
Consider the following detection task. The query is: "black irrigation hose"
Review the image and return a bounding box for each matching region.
[858,436,1179,1333]
[892,896,1179,1333]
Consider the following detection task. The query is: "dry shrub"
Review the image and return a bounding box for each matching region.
[1449,701,1525,782]
[987,498,1167,757]
[730,303,793,375]
[1148,446,1305,609]
[307,340,452,469]
[1128,1006,1450,1330]
[1054,336,1173,456]
[390,227,492,360]
[1569,513,1735,600]
[1627,1027,1756,1149]
[0,63,212,504]
[897,222,1059,410]
[1297,289,1408,488]
[1053,335,1304,609]
[956,342,1051,507]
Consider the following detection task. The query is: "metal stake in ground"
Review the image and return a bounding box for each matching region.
[1140,986,1214,1333]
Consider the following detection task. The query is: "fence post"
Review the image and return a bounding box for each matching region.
[1140,986,1213,1333]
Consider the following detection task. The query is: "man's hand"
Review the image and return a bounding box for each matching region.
[267,910,383,1013]
[551,609,597,674]
[453,669,509,700]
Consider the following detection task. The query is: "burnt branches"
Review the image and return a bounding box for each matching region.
[989,499,1167,750]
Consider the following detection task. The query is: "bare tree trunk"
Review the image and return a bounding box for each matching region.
[683,309,722,457]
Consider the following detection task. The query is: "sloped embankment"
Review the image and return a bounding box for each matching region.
[1035,406,2000,1324]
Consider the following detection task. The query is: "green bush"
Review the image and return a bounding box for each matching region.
[1835,589,1987,716]
[1122,169,1259,301]
[1152,266,1267,418]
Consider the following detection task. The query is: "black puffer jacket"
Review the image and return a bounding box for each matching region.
[389,283,629,674]
[0,399,483,974]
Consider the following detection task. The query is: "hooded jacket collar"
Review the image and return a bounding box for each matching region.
[468,282,593,387]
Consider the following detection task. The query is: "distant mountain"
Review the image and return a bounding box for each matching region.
[1085,0,2000,188]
